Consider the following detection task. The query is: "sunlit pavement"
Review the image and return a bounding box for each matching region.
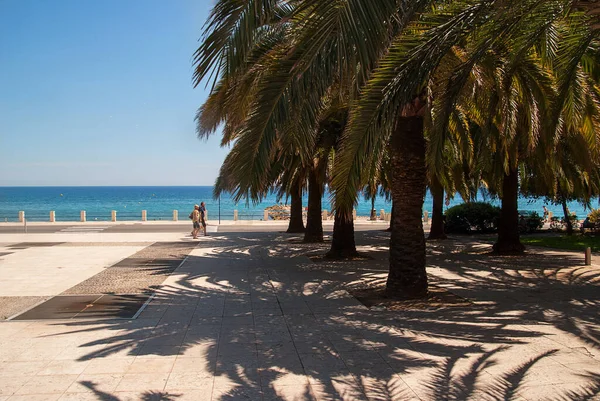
[0,228,598,400]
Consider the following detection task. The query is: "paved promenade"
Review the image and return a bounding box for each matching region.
[0,224,598,400]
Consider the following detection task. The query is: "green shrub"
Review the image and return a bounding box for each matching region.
[520,211,544,233]
[588,209,600,224]
[445,202,501,234]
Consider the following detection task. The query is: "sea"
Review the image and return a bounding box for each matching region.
[0,186,597,222]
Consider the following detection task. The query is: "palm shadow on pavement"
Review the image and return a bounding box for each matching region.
[42,231,600,400]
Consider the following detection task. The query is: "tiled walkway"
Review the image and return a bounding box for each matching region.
[0,231,599,400]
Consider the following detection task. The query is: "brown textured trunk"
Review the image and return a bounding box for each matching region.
[493,168,525,254]
[326,206,357,259]
[370,198,376,220]
[428,175,447,240]
[386,203,395,232]
[303,160,325,243]
[386,116,428,299]
[287,178,305,233]
[562,199,574,235]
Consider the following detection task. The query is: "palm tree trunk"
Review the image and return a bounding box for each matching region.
[287,178,305,233]
[428,175,447,240]
[493,168,525,254]
[386,116,428,299]
[303,162,324,243]
[386,202,395,232]
[562,199,574,235]
[370,197,376,220]
[326,206,357,259]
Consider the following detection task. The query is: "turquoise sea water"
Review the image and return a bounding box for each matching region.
[0,186,596,222]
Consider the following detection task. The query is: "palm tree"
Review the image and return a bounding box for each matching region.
[195,0,599,298]
[331,0,568,295]
[286,175,306,233]
[424,1,600,253]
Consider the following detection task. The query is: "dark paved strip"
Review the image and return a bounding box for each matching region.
[59,242,154,247]
[0,252,13,257]
[61,242,197,295]
[12,294,150,320]
[8,242,65,249]
[101,224,195,233]
[0,226,68,234]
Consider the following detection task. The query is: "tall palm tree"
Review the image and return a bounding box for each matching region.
[193,0,403,251]
[331,0,567,296]
[195,0,599,298]
[424,1,600,253]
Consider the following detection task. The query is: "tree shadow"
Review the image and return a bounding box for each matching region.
[80,380,181,400]
[28,230,600,400]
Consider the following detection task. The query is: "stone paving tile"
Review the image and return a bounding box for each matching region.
[300,352,347,371]
[37,360,90,376]
[259,360,305,378]
[260,368,310,388]
[212,374,261,400]
[0,375,30,397]
[0,361,48,377]
[59,393,114,401]
[262,384,316,401]
[294,339,336,355]
[9,395,61,401]
[178,342,218,360]
[65,373,124,394]
[12,345,67,362]
[217,343,257,357]
[126,356,177,373]
[14,374,80,395]
[114,372,170,392]
[82,357,135,374]
[256,340,296,355]
[221,316,254,326]
[309,376,368,401]
[164,372,214,391]
[359,375,420,401]
[136,344,181,358]
[172,357,215,374]
[162,390,213,401]
[252,308,282,317]
[52,346,108,362]
[216,353,260,374]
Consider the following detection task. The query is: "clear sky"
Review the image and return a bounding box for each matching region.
[0,0,227,186]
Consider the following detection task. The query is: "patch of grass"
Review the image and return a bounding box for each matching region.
[522,235,600,252]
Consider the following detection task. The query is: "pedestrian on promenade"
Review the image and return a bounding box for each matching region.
[199,202,207,236]
[543,206,549,222]
[190,205,201,239]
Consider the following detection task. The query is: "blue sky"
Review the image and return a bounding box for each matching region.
[0,0,227,186]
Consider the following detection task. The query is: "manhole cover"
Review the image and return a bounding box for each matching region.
[11,294,152,320]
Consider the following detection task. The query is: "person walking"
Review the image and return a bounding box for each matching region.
[191,205,201,239]
[199,202,207,236]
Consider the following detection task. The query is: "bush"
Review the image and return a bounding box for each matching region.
[588,209,600,224]
[445,202,501,234]
[519,211,544,233]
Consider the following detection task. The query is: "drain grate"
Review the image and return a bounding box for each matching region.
[11,294,152,320]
